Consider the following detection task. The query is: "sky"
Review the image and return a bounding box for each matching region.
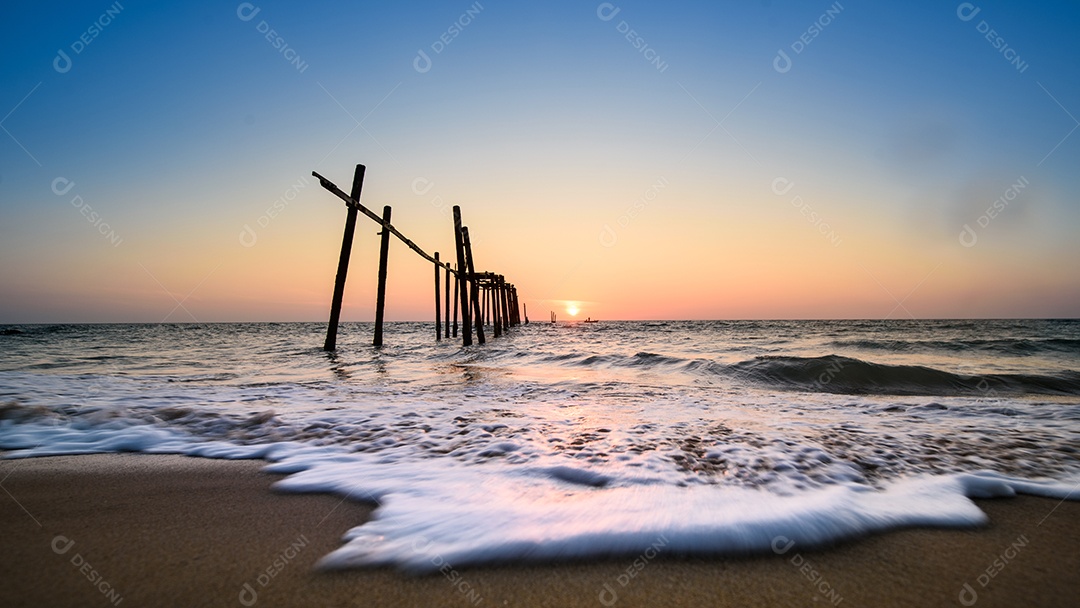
[1,0,1078,322]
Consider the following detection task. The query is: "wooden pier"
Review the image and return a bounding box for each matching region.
[314,164,523,350]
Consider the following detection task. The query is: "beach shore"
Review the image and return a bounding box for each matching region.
[1,454,1076,607]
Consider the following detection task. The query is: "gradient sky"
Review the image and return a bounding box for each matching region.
[2,0,1078,322]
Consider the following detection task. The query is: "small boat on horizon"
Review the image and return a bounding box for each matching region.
[583,317,598,323]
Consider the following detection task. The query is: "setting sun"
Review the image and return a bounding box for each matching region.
[566,304,580,317]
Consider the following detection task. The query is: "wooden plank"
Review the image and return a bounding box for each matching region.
[313,171,456,273]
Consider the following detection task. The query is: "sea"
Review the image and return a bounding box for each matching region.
[1,320,1079,570]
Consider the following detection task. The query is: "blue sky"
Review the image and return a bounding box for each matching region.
[2,1,1078,322]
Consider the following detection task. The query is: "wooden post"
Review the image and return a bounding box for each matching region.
[481,285,488,328]
[452,264,459,338]
[434,253,442,341]
[492,278,502,339]
[487,284,494,327]
[524,303,529,324]
[499,276,510,330]
[514,288,521,325]
[513,288,519,326]
[324,164,366,351]
[453,207,471,346]
[462,226,485,345]
[508,285,517,326]
[373,205,392,347]
[444,265,451,339]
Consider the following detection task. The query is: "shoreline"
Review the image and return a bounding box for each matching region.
[1,454,1077,607]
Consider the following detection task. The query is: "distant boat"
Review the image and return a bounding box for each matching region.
[583,317,598,323]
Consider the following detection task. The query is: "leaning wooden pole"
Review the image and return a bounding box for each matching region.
[434,252,442,341]
[372,205,392,347]
[462,226,485,345]
[452,207,472,346]
[324,164,366,351]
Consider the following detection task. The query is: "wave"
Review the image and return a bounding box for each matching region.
[828,337,1080,356]
[537,349,1080,396]
[729,355,1080,396]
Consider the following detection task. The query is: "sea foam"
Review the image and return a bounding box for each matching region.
[3,418,1077,572]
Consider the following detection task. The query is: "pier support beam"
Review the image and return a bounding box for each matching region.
[492,279,502,338]
[373,205,392,347]
[453,207,472,346]
[444,265,451,339]
[434,252,442,341]
[324,164,365,351]
[452,265,459,338]
[462,226,485,345]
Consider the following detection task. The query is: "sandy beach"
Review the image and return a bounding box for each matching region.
[1,453,1077,607]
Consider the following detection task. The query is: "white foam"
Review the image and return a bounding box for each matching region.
[272,454,1079,571]
[3,402,1079,573]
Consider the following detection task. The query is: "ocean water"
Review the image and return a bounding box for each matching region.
[1,320,1079,570]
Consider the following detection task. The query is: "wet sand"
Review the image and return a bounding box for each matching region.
[1,453,1077,607]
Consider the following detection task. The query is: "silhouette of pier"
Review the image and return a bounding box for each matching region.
[313,164,522,350]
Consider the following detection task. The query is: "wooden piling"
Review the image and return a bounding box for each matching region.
[452,207,471,346]
[324,164,366,351]
[515,288,521,326]
[315,165,523,348]
[492,278,502,339]
[524,303,529,324]
[373,205,392,347]
[485,285,491,327]
[452,264,459,338]
[499,276,510,330]
[434,252,442,341]
[509,286,518,326]
[462,226,485,345]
